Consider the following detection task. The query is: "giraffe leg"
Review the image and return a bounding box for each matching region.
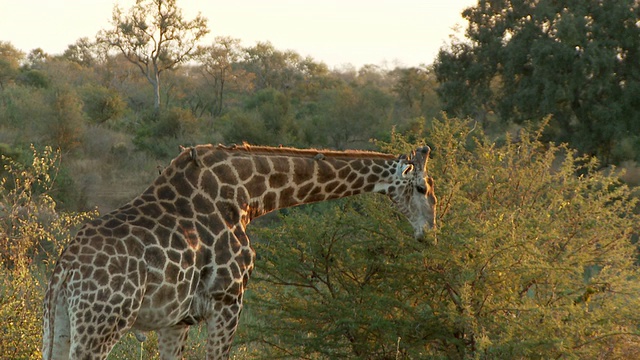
[45,284,124,360]
[205,298,243,360]
[157,324,190,360]
[67,306,129,360]
[44,288,72,359]
[65,284,144,359]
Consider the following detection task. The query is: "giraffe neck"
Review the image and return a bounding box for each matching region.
[182,145,399,225]
[245,153,396,220]
[155,145,401,228]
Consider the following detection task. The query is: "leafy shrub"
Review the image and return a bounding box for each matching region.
[0,145,96,357]
[243,197,423,359]
[0,145,95,263]
[0,85,50,138]
[241,116,640,359]
[17,69,50,88]
[80,84,127,124]
[217,108,271,145]
[218,89,298,147]
[0,259,45,358]
[133,107,199,157]
[47,87,86,152]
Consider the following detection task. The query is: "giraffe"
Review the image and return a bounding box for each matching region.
[42,143,437,360]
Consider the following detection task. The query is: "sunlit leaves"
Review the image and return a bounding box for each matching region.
[0,146,97,358]
[242,116,640,358]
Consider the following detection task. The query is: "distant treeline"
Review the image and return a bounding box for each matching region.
[1,0,639,211]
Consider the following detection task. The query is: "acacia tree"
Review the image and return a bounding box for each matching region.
[241,117,640,359]
[196,36,254,117]
[0,42,24,90]
[47,88,86,152]
[434,0,640,163]
[217,88,296,147]
[99,0,208,110]
[308,84,393,149]
[391,66,440,120]
[63,37,98,68]
[242,42,307,92]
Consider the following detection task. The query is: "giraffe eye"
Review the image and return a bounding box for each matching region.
[416,185,427,194]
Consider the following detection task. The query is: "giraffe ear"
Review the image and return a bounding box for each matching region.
[190,147,201,167]
[411,146,431,173]
[401,163,414,176]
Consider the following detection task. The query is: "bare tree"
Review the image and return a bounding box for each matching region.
[99,0,208,110]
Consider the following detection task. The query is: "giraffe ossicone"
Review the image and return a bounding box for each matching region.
[43,144,437,360]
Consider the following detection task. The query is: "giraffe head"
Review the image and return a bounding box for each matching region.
[388,146,437,242]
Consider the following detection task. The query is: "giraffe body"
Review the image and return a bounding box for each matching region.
[43,144,436,359]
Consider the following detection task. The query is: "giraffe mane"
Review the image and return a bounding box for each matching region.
[210,143,397,160]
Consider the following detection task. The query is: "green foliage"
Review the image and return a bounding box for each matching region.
[0,41,24,90]
[414,116,640,358]
[305,84,393,149]
[0,145,97,265]
[47,87,86,152]
[133,107,198,157]
[80,84,127,123]
[63,37,98,68]
[18,69,51,88]
[244,197,425,359]
[0,260,45,359]
[218,89,298,147]
[242,116,640,359]
[0,84,50,134]
[217,109,269,146]
[196,36,255,118]
[391,66,440,120]
[0,145,96,357]
[242,42,303,92]
[434,0,640,163]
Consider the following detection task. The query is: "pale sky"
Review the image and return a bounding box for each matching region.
[0,0,475,69]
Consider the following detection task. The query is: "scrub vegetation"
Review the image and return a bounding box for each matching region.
[2,0,640,358]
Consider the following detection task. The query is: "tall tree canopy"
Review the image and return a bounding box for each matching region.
[99,0,208,110]
[196,36,254,117]
[434,0,640,164]
[0,41,24,90]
